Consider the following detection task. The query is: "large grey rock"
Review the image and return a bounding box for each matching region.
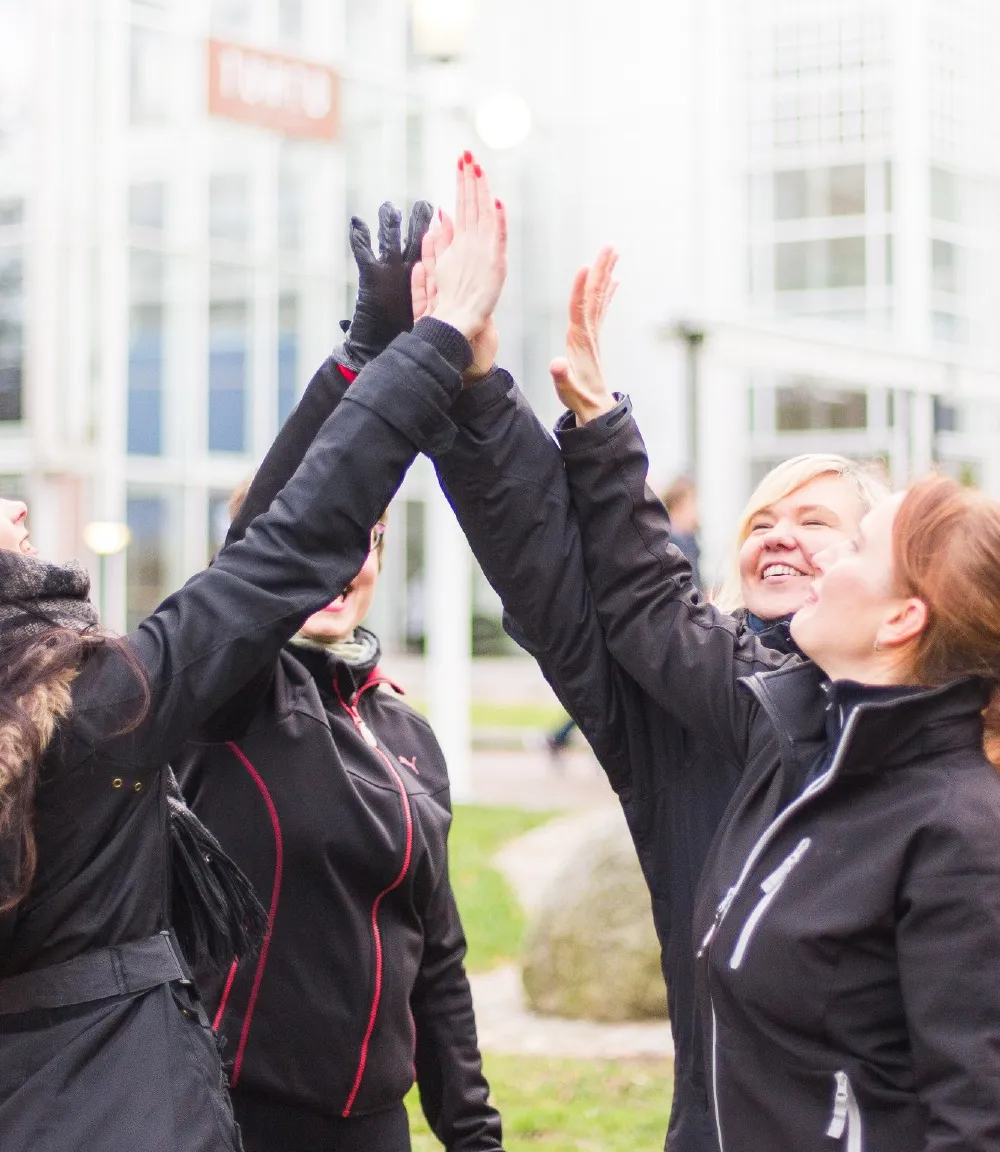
[520,809,668,1022]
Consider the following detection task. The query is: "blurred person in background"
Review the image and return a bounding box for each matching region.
[177,191,505,1152]
[410,217,886,1151]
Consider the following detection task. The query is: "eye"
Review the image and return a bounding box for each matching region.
[802,519,831,528]
[748,522,773,534]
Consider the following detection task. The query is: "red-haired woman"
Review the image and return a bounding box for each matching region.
[536,251,1000,1150]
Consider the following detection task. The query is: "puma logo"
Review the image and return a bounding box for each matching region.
[398,755,419,775]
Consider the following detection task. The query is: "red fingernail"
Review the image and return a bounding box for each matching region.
[463,150,473,163]
[458,158,464,170]
[495,199,502,209]
[473,164,482,177]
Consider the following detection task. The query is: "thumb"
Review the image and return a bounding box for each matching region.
[549,357,572,387]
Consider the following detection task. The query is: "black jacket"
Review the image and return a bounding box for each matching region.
[429,373,792,1152]
[177,328,501,1150]
[0,325,464,1152]
[557,398,1000,1152]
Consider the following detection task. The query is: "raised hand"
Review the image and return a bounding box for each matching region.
[337,200,434,373]
[412,206,499,383]
[549,246,619,425]
[412,151,507,344]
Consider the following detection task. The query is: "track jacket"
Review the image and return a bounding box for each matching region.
[0,322,465,1152]
[556,396,1000,1152]
[177,326,502,1151]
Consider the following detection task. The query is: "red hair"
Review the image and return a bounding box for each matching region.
[893,475,1000,767]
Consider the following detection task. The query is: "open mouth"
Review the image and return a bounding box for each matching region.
[760,562,808,580]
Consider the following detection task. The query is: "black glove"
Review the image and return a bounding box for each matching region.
[335,199,434,373]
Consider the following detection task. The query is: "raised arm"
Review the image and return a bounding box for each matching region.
[551,250,786,762]
[226,201,432,547]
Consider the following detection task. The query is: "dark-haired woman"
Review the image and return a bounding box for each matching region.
[176,191,505,1152]
[0,180,505,1152]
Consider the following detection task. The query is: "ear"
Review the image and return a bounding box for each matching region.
[876,596,928,651]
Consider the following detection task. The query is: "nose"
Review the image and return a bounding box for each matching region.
[1,500,27,526]
[759,519,796,550]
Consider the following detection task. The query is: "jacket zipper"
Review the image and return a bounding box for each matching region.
[336,682,414,1117]
[827,1071,863,1152]
[728,837,811,970]
[698,706,863,1152]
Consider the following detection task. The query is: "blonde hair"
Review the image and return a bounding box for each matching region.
[713,454,890,613]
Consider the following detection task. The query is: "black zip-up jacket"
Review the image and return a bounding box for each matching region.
[556,397,1000,1152]
[177,326,501,1151]
[0,322,465,1152]
[428,372,788,1152]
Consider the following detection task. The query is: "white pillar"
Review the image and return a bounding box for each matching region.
[420,59,473,800]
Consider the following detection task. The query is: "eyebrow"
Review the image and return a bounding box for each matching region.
[750,503,839,521]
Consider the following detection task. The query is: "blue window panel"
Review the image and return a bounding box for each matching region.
[128,331,163,455]
[278,332,297,426]
[208,342,247,452]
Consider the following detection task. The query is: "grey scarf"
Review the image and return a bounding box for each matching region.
[0,553,100,641]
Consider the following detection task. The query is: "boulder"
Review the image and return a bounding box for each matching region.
[520,809,667,1022]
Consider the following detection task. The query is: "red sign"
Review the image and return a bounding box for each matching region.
[208,39,340,141]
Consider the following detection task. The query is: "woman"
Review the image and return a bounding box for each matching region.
[413,201,884,1152]
[539,252,1000,1149]
[175,187,505,1152]
[0,174,505,1152]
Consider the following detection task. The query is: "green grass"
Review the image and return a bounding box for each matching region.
[449,804,554,972]
[406,1054,674,1150]
[408,700,569,731]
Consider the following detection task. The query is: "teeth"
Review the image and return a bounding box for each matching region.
[763,564,803,579]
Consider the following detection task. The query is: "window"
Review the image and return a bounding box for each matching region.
[212,0,254,34]
[278,163,301,251]
[772,165,865,221]
[278,293,298,426]
[931,239,961,295]
[279,0,303,39]
[774,237,866,292]
[128,250,164,454]
[209,174,250,246]
[776,382,868,432]
[208,265,249,453]
[208,492,233,561]
[129,183,165,233]
[827,237,865,288]
[126,493,169,631]
[774,170,808,220]
[828,164,865,215]
[0,250,23,422]
[129,26,168,124]
[0,200,24,228]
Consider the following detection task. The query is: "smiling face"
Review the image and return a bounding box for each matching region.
[738,474,869,621]
[790,493,922,681]
[0,499,35,555]
[299,545,381,644]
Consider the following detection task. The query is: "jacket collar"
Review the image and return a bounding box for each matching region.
[743,660,990,777]
[287,626,382,700]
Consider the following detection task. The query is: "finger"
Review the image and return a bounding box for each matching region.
[463,150,479,228]
[411,263,429,319]
[349,216,376,267]
[421,218,437,272]
[455,155,467,230]
[602,279,620,321]
[377,202,403,260]
[567,267,589,329]
[433,210,455,263]
[493,199,508,269]
[475,163,495,234]
[584,247,615,332]
[404,200,434,263]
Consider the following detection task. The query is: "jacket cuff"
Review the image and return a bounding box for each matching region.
[450,366,515,424]
[555,394,631,455]
[413,317,474,375]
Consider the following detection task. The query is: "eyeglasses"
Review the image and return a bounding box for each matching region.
[369,523,387,552]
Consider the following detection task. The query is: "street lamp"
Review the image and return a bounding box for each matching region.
[83,520,131,623]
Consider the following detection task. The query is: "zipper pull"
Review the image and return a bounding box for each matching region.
[356,717,378,748]
[826,1071,849,1139]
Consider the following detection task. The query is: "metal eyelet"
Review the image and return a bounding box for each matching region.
[133,781,143,793]
[112,777,123,789]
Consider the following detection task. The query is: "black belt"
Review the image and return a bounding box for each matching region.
[0,930,192,1015]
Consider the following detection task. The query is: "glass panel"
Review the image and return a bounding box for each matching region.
[212,0,254,33]
[775,240,814,291]
[279,0,303,38]
[208,492,232,561]
[828,164,865,215]
[776,382,868,431]
[126,493,168,632]
[0,199,24,228]
[129,26,168,125]
[129,182,165,233]
[827,237,865,288]
[931,239,960,294]
[128,250,164,455]
[774,170,808,220]
[930,167,959,224]
[0,249,23,422]
[278,163,301,251]
[209,174,250,245]
[278,292,298,426]
[208,264,249,452]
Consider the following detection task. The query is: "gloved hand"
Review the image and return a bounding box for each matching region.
[334,199,434,373]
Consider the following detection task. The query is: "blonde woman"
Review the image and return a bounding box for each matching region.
[413,204,886,1151]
